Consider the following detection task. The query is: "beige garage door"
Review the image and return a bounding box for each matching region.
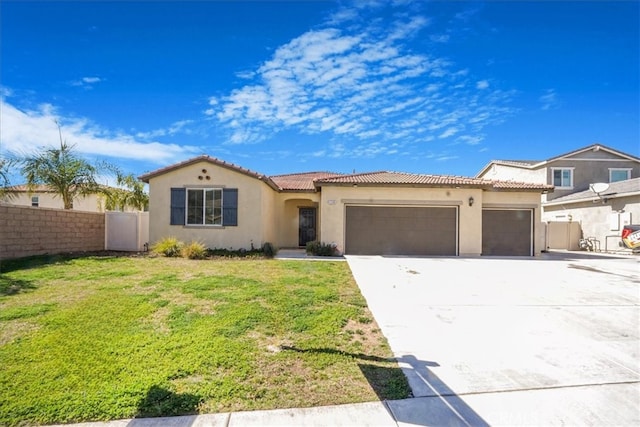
[345,206,458,255]
[482,209,532,256]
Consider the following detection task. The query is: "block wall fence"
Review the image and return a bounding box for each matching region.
[0,203,105,261]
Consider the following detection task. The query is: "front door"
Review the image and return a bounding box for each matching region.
[298,208,317,246]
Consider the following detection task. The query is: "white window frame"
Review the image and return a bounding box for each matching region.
[186,188,223,226]
[551,167,574,189]
[31,196,39,207]
[609,168,631,183]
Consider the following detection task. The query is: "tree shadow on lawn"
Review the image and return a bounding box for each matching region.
[282,346,489,427]
[133,385,203,421]
[0,274,36,296]
[280,345,411,401]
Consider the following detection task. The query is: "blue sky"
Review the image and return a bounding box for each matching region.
[1,0,638,182]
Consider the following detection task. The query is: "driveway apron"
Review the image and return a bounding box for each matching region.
[346,253,640,425]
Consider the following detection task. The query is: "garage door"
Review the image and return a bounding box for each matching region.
[345,206,457,255]
[482,209,532,256]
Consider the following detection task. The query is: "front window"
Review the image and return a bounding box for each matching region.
[552,168,573,188]
[186,188,222,225]
[609,169,631,183]
[31,196,39,207]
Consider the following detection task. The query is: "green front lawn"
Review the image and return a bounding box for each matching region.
[0,255,410,426]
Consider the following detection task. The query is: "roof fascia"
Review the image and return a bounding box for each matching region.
[139,156,281,191]
[545,144,640,164]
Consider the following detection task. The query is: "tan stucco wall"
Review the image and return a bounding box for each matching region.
[318,186,485,256]
[275,195,320,248]
[317,187,543,256]
[7,192,107,212]
[543,196,640,253]
[147,160,276,250]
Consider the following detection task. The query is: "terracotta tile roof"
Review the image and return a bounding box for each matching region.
[139,155,280,190]
[271,172,343,191]
[487,180,554,190]
[316,171,553,191]
[138,156,552,193]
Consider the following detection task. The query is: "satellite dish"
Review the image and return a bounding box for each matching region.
[590,182,610,194]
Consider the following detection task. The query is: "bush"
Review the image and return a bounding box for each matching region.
[151,237,183,257]
[182,241,207,260]
[305,241,338,256]
[262,242,277,259]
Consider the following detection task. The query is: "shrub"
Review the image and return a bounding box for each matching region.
[207,248,263,258]
[151,237,183,257]
[182,241,207,260]
[262,242,277,259]
[305,241,338,256]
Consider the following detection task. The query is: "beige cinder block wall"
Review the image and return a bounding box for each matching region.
[0,204,105,260]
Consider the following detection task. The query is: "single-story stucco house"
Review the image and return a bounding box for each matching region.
[139,156,553,256]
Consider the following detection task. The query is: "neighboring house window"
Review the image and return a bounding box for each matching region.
[552,168,573,189]
[170,187,238,226]
[31,196,39,207]
[609,168,631,183]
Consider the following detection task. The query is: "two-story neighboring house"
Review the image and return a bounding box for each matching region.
[476,144,640,252]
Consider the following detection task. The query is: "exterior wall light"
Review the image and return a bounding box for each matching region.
[468,196,474,206]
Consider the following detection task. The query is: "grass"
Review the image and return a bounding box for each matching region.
[0,255,410,426]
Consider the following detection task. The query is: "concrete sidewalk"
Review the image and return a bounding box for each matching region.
[51,382,640,426]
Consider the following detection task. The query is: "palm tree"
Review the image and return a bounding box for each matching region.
[0,156,16,200]
[100,173,149,211]
[20,126,103,210]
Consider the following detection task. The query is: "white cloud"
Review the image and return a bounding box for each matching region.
[235,70,256,80]
[208,3,514,151]
[539,89,560,110]
[439,127,460,139]
[70,76,103,88]
[135,119,195,139]
[0,100,198,163]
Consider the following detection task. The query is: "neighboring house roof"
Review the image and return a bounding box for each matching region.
[476,143,640,177]
[315,171,553,191]
[544,177,640,206]
[271,172,343,191]
[7,184,58,193]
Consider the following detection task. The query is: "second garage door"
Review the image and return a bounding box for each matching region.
[482,209,533,256]
[345,206,458,255]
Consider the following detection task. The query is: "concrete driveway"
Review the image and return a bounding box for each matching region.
[347,252,640,426]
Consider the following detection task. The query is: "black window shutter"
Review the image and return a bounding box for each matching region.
[222,188,238,226]
[170,188,186,225]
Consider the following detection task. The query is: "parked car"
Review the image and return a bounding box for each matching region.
[621,224,640,251]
